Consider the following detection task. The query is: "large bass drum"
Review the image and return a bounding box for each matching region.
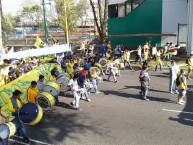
[0,122,16,140]
[43,82,60,96]
[99,58,107,68]
[36,92,55,111]
[56,76,70,92]
[18,103,43,125]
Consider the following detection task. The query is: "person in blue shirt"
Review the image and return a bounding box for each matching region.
[100,44,107,57]
[37,75,45,93]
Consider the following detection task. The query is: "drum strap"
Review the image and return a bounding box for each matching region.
[10,97,18,110]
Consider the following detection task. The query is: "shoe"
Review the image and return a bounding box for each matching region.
[177,102,184,105]
[143,98,149,101]
[15,131,20,136]
[23,138,30,144]
[81,97,86,100]
[70,102,74,106]
[114,81,117,83]
[174,91,179,94]
[95,91,101,94]
[169,91,174,94]
[180,100,185,103]
[74,108,82,111]
[87,99,91,102]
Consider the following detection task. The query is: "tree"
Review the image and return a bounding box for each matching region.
[3,14,17,35]
[55,0,79,32]
[89,0,108,43]
[20,4,43,30]
[0,0,3,48]
[76,0,90,31]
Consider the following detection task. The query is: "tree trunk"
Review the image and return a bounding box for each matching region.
[0,0,4,48]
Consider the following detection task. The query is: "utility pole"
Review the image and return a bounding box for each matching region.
[63,0,69,44]
[0,0,3,49]
[42,0,49,45]
[187,0,193,56]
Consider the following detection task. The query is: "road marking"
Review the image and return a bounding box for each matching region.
[162,109,193,114]
[13,135,54,145]
[9,139,28,145]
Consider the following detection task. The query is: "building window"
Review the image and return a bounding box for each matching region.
[109,4,118,18]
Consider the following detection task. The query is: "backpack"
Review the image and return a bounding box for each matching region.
[176,75,181,86]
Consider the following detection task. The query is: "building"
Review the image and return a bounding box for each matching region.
[108,0,188,47]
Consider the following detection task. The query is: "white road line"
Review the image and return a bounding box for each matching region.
[13,135,54,145]
[162,109,193,114]
[9,139,28,145]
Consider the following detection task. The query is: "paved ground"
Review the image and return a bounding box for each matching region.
[9,67,193,145]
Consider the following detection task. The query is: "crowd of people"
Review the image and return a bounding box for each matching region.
[0,40,193,145]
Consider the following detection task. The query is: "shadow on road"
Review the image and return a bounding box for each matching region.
[150,74,169,78]
[119,85,169,93]
[169,91,193,127]
[101,90,175,104]
[22,112,102,144]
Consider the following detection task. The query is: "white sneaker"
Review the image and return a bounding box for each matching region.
[95,91,101,94]
[177,102,184,105]
[87,99,91,102]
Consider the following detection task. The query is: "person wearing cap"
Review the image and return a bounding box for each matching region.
[7,90,30,143]
[27,81,39,103]
[139,65,150,101]
[0,107,9,145]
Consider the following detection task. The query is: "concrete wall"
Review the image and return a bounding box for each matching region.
[161,0,187,45]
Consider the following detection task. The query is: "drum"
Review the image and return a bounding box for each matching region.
[113,67,118,75]
[56,76,70,92]
[43,81,60,96]
[0,122,16,140]
[119,63,125,69]
[94,67,101,76]
[36,92,55,111]
[99,58,107,68]
[18,103,43,125]
[95,63,103,70]
[77,67,83,71]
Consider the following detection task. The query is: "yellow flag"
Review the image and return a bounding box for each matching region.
[34,36,43,48]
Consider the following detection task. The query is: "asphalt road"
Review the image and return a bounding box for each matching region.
[9,67,193,145]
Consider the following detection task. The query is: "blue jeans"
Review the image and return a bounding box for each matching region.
[108,69,116,81]
[0,138,8,145]
[54,95,59,105]
[169,76,178,92]
[13,112,28,139]
[91,78,98,93]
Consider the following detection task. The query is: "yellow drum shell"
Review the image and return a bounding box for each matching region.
[95,63,103,70]
[56,76,69,92]
[43,81,60,96]
[119,63,125,69]
[99,58,107,68]
[36,92,55,111]
[18,103,43,126]
[0,122,16,139]
[113,67,118,74]
[6,122,16,137]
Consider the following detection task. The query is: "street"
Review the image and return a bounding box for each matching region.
[9,68,193,145]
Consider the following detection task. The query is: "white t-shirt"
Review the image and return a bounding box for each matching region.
[68,79,79,91]
[152,47,157,55]
[127,51,131,60]
[138,47,141,56]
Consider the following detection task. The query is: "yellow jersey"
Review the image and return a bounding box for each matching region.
[27,87,39,103]
[8,98,22,113]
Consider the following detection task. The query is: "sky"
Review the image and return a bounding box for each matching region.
[2,0,41,14]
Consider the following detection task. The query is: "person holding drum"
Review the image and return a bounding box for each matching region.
[7,90,30,144]
[68,74,81,110]
[27,81,39,104]
[89,62,101,94]
[37,75,46,93]
[0,107,9,145]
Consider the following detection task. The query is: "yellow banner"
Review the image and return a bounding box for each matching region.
[0,63,61,120]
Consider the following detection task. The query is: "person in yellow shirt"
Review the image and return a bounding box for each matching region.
[66,59,74,78]
[7,90,30,143]
[187,54,193,80]
[27,81,39,103]
[143,41,150,65]
[89,63,100,94]
[0,107,9,145]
